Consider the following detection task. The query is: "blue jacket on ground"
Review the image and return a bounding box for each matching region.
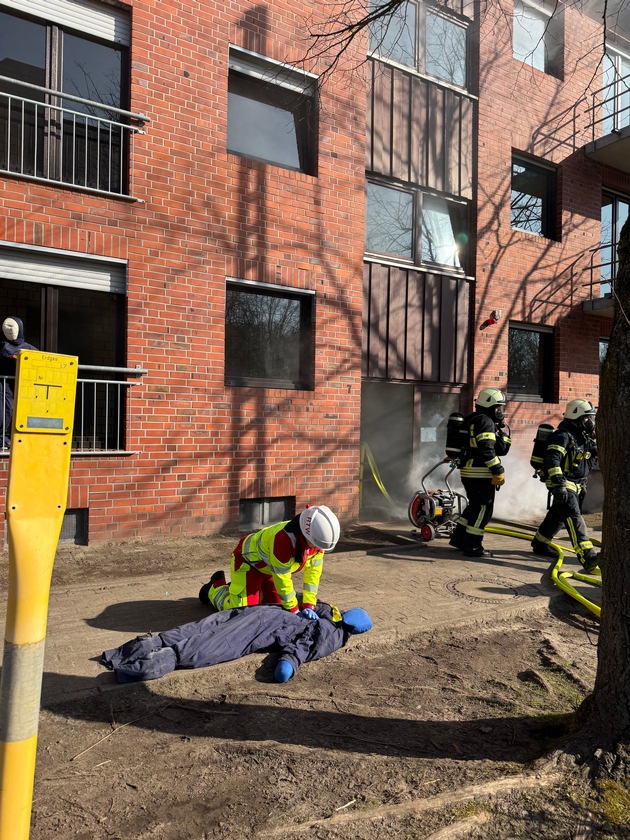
[101,602,368,684]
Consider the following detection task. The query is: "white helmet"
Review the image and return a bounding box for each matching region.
[475,387,506,408]
[299,505,340,551]
[563,399,596,420]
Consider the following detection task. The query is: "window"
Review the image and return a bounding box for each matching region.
[239,497,295,531]
[366,181,468,270]
[0,6,130,193]
[227,48,317,174]
[602,47,630,135]
[225,280,314,389]
[601,192,629,295]
[507,324,554,401]
[511,156,557,239]
[513,0,563,78]
[0,273,127,450]
[369,1,467,89]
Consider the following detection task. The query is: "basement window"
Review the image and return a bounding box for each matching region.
[239,497,295,531]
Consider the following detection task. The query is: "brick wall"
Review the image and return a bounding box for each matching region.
[475,0,615,458]
[0,0,367,543]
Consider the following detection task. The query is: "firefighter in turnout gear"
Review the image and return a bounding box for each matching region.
[449,388,511,557]
[199,505,340,617]
[531,399,600,574]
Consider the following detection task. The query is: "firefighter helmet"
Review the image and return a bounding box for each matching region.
[475,388,506,408]
[563,399,596,420]
[299,505,340,551]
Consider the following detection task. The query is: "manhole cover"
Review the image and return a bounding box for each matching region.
[443,576,524,604]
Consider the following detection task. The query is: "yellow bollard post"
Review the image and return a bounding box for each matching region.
[0,350,78,839]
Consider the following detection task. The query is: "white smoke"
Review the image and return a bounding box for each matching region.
[403,449,549,528]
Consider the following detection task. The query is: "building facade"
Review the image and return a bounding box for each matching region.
[0,0,625,543]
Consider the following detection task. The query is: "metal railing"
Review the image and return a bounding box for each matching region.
[579,244,616,302]
[1,364,146,455]
[586,71,630,142]
[0,76,149,199]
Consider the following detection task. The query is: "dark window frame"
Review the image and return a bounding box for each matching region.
[365,178,469,272]
[0,6,130,192]
[227,48,318,176]
[507,322,555,402]
[368,0,469,90]
[511,155,558,240]
[224,280,315,390]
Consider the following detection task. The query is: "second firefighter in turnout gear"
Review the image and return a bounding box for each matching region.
[531,399,600,574]
[449,388,511,557]
[199,505,340,618]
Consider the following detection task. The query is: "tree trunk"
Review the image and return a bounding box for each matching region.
[577,216,630,755]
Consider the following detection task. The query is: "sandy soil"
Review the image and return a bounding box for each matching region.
[26,525,630,840]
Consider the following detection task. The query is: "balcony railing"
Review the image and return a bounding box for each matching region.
[586,71,630,141]
[1,364,146,455]
[0,76,149,199]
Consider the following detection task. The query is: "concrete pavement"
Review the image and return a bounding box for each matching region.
[0,520,602,706]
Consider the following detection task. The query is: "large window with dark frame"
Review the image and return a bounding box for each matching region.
[369,0,468,89]
[0,275,127,449]
[601,191,630,295]
[512,0,563,78]
[227,47,318,175]
[507,323,554,401]
[0,5,129,193]
[224,280,314,390]
[511,155,558,239]
[365,181,468,270]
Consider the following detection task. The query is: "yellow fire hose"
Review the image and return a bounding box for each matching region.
[486,524,602,619]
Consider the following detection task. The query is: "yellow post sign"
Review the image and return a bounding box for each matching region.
[0,350,78,840]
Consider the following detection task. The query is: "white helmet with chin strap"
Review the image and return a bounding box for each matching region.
[563,399,596,420]
[299,505,340,552]
[475,387,506,408]
[564,399,596,434]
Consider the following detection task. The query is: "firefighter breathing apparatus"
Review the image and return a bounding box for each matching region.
[407,408,602,617]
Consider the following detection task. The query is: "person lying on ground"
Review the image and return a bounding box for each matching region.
[100,602,372,685]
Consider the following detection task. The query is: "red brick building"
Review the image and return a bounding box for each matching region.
[0,0,626,543]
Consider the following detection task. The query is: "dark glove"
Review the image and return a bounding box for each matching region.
[299,608,319,621]
[491,473,505,487]
[552,485,568,504]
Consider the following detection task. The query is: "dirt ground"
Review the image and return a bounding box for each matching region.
[26,522,630,840]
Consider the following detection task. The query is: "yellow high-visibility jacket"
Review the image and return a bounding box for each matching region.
[234,518,324,612]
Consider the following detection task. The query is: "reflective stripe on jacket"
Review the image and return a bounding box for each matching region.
[236,519,324,613]
[460,412,511,480]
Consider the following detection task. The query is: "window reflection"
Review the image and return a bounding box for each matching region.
[425,12,466,87]
[511,158,556,238]
[225,286,313,388]
[369,0,417,68]
[421,195,462,267]
[366,183,413,258]
[507,325,553,400]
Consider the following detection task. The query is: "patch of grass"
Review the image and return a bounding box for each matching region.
[597,779,630,829]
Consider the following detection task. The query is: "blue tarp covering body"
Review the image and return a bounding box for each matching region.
[101,603,353,683]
